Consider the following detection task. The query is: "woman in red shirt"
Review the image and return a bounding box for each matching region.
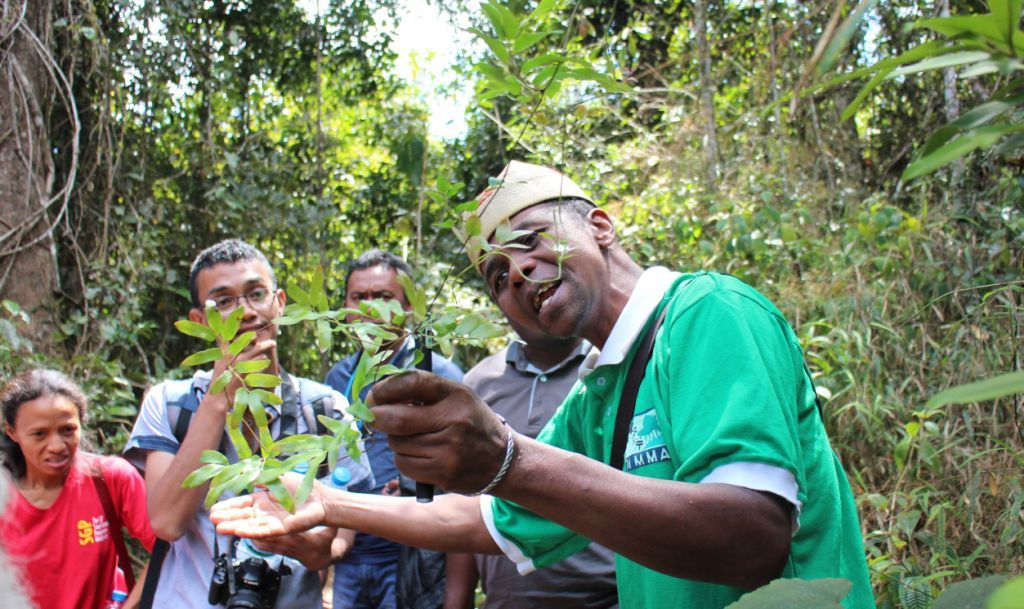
[1,369,155,609]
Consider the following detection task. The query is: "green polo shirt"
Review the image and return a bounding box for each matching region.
[483,270,875,609]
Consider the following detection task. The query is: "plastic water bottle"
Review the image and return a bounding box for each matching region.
[105,567,128,608]
[327,464,352,490]
[336,453,374,493]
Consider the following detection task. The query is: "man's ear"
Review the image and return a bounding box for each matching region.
[275,288,287,310]
[588,208,617,248]
[188,307,206,325]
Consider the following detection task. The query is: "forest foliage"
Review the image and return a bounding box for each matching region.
[1,0,1022,607]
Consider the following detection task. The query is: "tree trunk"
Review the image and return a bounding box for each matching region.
[939,0,960,122]
[693,0,719,193]
[0,0,59,349]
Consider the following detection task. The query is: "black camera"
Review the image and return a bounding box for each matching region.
[208,553,291,609]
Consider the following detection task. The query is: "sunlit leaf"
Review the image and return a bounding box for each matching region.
[182,463,224,487]
[252,388,283,406]
[265,479,295,513]
[286,280,309,306]
[316,319,332,353]
[246,373,283,389]
[228,331,256,357]
[221,307,244,341]
[903,125,1021,180]
[200,450,229,465]
[209,370,232,395]
[234,359,271,374]
[181,347,222,367]
[175,320,216,342]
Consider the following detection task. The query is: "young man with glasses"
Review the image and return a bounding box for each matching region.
[125,239,353,608]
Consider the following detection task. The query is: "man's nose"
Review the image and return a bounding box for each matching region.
[506,250,536,289]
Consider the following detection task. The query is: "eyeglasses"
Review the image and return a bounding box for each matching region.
[205,288,276,314]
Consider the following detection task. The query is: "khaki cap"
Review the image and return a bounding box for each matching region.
[462,161,594,266]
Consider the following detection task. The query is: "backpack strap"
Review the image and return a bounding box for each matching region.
[90,458,137,590]
[610,305,668,471]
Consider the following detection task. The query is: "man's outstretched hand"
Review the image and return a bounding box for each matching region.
[210,473,326,538]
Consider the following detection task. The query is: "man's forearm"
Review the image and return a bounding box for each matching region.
[495,435,791,589]
[320,492,499,554]
[147,394,228,540]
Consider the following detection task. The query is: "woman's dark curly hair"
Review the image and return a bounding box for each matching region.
[0,369,88,479]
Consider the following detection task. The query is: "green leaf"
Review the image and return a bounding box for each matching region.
[200,450,229,465]
[396,272,427,321]
[230,389,250,428]
[466,214,482,237]
[512,31,551,54]
[246,373,282,389]
[294,453,326,507]
[286,281,309,306]
[228,331,256,357]
[209,370,232,395]
[817,0,878,77]
[175,320,216,342]
[265,479,295,513]
[221,307,244,342]
[521,52,564,74]
[181,347,223,367]
[234,359,271,374]
[346,398,375,423]
[471,28,511,64]
[891,51,992,77]
[920,95,1024,154]
[204,303,223,336]
[317,414,347,435]
[987,577,1024,609]
[919,14,1011,49]
[252,388,283,406]
[479,3,505,37]
[182,463,224,487]
[309,266,328,311]
[493,2,520,39]
[227,427,252,460]
[724,578,852,609]
[933,575,1009,609]
[926,371,1024,408]
[903,124,1022,180]
[528,0,557,21]
[271,434,330,456]
[840,41,970,121]
[316,319,332,353]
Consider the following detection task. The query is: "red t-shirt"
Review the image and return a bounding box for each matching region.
[1,453,156,609]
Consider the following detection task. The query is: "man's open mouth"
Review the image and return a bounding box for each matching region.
[533,280,561,312]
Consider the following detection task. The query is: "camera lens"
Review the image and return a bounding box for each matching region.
[225,589,266,609]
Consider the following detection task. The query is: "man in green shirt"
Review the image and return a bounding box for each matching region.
[211,161,875,609]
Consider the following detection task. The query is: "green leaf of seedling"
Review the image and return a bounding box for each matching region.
[181,347,223,367]
[466,214,482,237]
[175,320,216,342]
[342,426,362,459]
[252,388,283,406]
[471,28,511,64]
[455,200,479,214]
[316,319,332,353]
[920,95,1024,155]
[246,373,283,389]
[200,450,229,465]
[233,359,271,374]
[271,434,330,456]
[209,370,232,395]
[227,427,253,459]
[265,479,295,513]
[479,3,506,37]
[182,463,224,487]
[294,453,326,507]
[204,457,262,508]
[396,272,427,321]
[317,414,347,435]
[492,1,520,39]
[494,221,533,245]
[286,280,309,306]
[522,52,564,74]
[221,307,244,342]
[346,398,375,423]
[204,303,223,335]
[228,331,257,357]
[229,389,249,428]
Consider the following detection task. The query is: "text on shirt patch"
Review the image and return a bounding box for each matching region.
[623,408,672,471]
[77,515,109,545]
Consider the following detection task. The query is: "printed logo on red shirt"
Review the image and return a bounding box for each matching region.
[77,515,109,546]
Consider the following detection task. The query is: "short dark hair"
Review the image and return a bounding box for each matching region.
[0,369,88,479]
[189,239,276,307]
[344,249,413,292]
